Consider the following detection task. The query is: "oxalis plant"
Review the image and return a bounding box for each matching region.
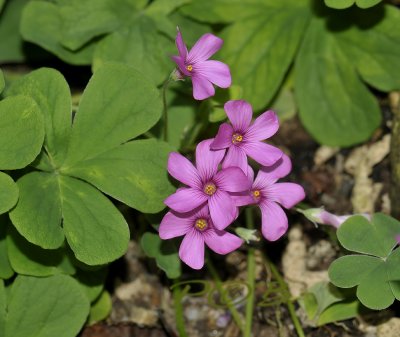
[1,2,400,337]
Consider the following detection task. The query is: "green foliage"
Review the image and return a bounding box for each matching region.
[295,15,381,146]
[181,0,400,146]
[74,267,107,303]
[300,281,363,326]
[20,0,193,84]
[0,0,28,63]
[141,232,181,279]
[0,172,18,215]
[7,68,72,167]
[0,95,44,169]
[0,69,4,93]
[329,214,400,309]
[88,290,112,325]
[20,1,95,65]
[7,225,75,277]
[2,275,90,337]
[0,221,13,279]
[7,63,174,266]
[325,0,382,9]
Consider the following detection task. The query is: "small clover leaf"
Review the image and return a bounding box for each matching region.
[141,232,181,279]
[329,214,400,309]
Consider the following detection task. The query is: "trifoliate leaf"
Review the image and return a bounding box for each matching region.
[329,213,400,309]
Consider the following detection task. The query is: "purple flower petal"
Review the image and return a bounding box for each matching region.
[168,152,202,189]
[164,187,207,213]
[179,228,205,269]
[195,139,225,182]
[229,165,255,206]
[224,100,252,132]
[246,110,279,142]
[204,228,243,254]
[159,211,193,239]
[214,167,251,192]
[192,75,215,100]
[247,165,255,182]
[243,141,283,167]
[221,145,248,174]
[253,154,292,188]
[175,28,188,59]
[230,192,254,207]
[266,182,305,208]
[259,201,288,241]
[187,33,223,63]
[171,55,191,76]
[193,60,231,88]
[211,123,234,150]
[209,190,237,230]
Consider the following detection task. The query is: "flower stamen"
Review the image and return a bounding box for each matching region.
[195,218,208,231]
[204,182,217,196]
[232,133,243,144]
[252,190,261,201]
[186,64,193,72]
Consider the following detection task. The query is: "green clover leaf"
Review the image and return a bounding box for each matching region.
[329,214,400,309]
[7,64,174,266]
[0,275,90,337]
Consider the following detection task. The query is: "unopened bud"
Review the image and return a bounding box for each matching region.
[298,207,370,228]
[235,227,260,243]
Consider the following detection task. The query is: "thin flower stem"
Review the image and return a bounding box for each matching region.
[206,257,245,333]
[172,278,189,337]
[244,208,256,337]
[260,254,306,337]
[162,79,171,142]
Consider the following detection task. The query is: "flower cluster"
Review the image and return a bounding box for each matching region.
[160,30,305,269]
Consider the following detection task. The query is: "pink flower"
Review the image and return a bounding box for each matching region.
[164,139,250,230]
[233,155,305,241]
[159,206,243,269]
[211,100,283,175]
[172,28,231,100]
[396,235,400,245]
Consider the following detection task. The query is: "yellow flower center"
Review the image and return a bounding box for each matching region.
[252,190,261,200]
[195,218,208,231]
[232,133,243,144]
[186,64,193,72]
[204,182,217,196]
